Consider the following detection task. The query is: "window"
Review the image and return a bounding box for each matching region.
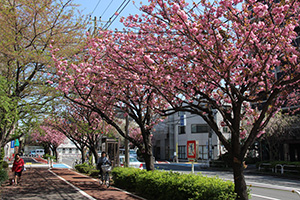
[76,149,79,153]
[178,126,186,134]
[199,145,208,160]
[223,126,230,133]
[69,148,72,154]
[62,148,65,153]
[178,145,186,159]
[191,124,209,133]
[178,111,185,116]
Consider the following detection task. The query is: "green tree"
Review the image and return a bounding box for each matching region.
[0,0,86,150]
[262,112,300,161]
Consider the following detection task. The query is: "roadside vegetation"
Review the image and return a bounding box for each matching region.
[111,167,238,200]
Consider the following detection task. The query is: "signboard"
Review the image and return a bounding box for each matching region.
[15,139,20,147]
[220,121,226,127]
[180,114,186,126]
[11,140,15,148]
[187,140,197,160]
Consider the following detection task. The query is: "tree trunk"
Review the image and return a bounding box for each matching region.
[53,147,58,161]
[90,147,99,165]
[143,151,154,171]
[232,159,248,200]
[81,149,86,164]
[142,130,154,171]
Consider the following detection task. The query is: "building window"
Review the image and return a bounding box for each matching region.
[199,145,208,160]
[62,148,65,154]
[69,148,72,154]
[178,126,186,134]
[178,111,185,116]
[76,149,79,153]
[223,126,231,133]
[178,145,186,159]
[191,124,209,133]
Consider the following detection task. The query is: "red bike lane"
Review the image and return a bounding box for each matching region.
[1,159,144,200]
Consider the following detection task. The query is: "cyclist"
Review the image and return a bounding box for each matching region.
[96,152,111,185]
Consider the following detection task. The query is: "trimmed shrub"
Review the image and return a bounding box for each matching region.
[0,168,8,185]
[89,169,100,178]
[74,163,95,174]
[111,167,237,200]
[0,161,8,169]
[43,154,56,161]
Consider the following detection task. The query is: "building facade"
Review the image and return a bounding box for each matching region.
[153,111,230,162]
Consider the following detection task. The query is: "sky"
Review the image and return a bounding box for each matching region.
[72,0,200,31]
[73,0,148,30]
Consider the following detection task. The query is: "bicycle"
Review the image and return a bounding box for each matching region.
[100,164,111,188]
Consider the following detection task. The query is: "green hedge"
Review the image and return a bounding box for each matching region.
[111,167,236,200]
[43,154,56,162]
[0,161,8,169]
[89,169,100,178]
[0,168,8,185]
[74,163,97,175]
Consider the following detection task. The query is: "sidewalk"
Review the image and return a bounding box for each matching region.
[0,167,143,200]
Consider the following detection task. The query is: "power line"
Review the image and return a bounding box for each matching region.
[90,0,102,16]
[101,0,114,17]
[102,0,130,30]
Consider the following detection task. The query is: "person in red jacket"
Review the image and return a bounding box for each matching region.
[12,153,24,185]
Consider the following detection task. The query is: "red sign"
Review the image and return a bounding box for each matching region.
[220,121,226,127]
[187,140,197,159]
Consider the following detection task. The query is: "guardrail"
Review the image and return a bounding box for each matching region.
[259,163,300,174]
[258,163,273,172]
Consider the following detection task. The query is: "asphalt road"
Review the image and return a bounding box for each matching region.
[154,163,300,200]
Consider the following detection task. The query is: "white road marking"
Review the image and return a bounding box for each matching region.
[49,169,97,200]
[252,194,281,200]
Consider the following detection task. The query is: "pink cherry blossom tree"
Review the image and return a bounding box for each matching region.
[52,102,114,164]
[52,34,168,171]
[52,0,300,197]
[31,120,66,160]
[113,0,299,199]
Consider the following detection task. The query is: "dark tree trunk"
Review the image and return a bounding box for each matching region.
[81,149,86,164]
[232,160,248,200]
[143,151,154,171]
[90,147,99,165]
[142,131,154,171]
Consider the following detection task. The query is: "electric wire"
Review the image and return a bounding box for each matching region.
[100,0,114,18]
[90,0,102,16]
[102,0,130,30]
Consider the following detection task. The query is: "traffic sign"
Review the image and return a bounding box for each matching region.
[11,140,15,148]
[187,140,198,160]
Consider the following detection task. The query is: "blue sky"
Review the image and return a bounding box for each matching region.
[73,0,147,30]
[73,0,201,30]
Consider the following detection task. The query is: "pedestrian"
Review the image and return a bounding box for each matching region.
[11,153,25,186]
[96,152,111,184]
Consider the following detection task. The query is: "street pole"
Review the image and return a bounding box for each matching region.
[191,160,194,174]
[125,113,129,167]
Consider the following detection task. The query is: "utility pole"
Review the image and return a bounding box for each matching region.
[125,113,129,167]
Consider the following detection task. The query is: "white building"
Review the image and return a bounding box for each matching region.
[153,111,230,162]
[57,138,81,160]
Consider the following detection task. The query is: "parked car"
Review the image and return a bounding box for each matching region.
[119,149,138,158]
[29,150,36,157]
[35,149,45,157]
[29,149,45,157]
[119,155,143,169]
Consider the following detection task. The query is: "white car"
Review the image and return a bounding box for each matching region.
[119,155,143,169]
